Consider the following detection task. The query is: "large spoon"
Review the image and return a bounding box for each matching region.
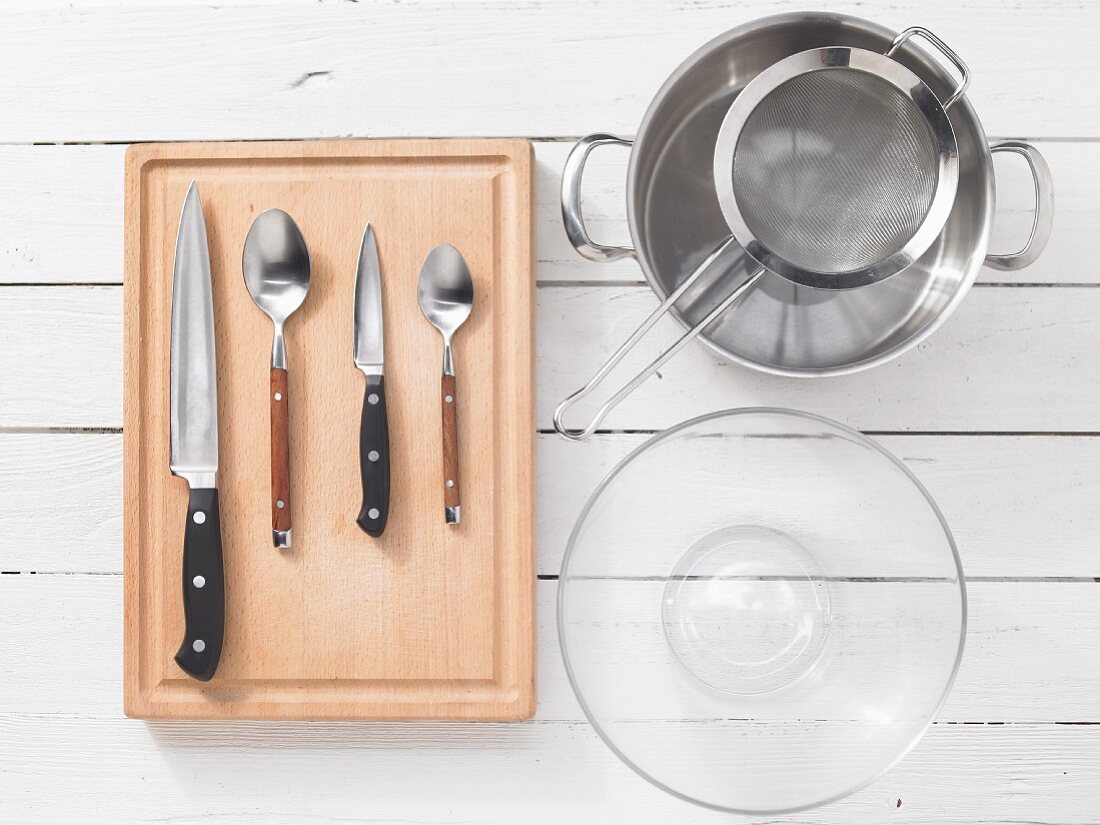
[417,244,474,526]
[243,209,311,548]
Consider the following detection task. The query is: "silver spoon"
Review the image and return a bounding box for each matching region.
[243,209,311,548]
[417,244,474,526]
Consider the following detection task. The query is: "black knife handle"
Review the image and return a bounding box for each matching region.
[174,487,225,681]
[356,373,390,537]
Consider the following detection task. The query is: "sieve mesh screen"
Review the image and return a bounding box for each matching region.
[731,69,939,275]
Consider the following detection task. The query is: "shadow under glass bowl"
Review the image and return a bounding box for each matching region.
[558,408,966,814]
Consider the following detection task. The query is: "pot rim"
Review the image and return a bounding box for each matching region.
[623,11,993,378]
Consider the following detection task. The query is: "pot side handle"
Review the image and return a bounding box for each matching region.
[985,141,1054,272]
[887,27,971,109]
[561,134,637,263]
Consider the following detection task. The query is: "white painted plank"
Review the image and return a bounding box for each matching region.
[3,576,1098,724]
[0,3,1094,821]
[1,434,122,572]
[6,431,1100,578]
[0,145,125,283]
[4,285,1100,431]
[1,711,1097,825]
[0,287,121,428]
[537,285,1100,432]
[1,1,1096,142]
[537,433,1100,579]
[1,575,1099,823]
[0,140,1092,285]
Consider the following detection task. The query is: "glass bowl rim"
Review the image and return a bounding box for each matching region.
[557,406,968,815]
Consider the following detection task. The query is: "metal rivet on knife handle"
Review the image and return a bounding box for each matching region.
[354,223,391,538]
[169,181,225,682]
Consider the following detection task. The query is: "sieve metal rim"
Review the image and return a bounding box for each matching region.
[712,46,959,290]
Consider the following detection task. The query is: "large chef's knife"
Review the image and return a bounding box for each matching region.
[353,223,390,537]
[170,181,225,681]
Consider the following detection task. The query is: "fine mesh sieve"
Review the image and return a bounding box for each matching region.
[730,70,940,275]
[555,27,970,441]
[712,33,965,290]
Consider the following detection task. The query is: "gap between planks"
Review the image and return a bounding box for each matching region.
[8,281,1100,290]
[2,571,1098,584]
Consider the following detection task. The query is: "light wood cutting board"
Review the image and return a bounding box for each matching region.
[122,140,535,720]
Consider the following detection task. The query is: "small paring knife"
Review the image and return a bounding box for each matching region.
[353,223,390,536]
[169,181,225,681]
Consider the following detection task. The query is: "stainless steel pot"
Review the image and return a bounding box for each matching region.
[562,12,1053,379]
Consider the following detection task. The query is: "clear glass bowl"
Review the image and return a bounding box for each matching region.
[558,409,966,814]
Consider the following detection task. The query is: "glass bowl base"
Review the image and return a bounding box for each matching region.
[661,525,832,695]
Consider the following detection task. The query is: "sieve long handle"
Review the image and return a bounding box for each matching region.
[561,134,637,263]
[985,141,1055,272]
[887,27,971,109]
[553,238,763,442]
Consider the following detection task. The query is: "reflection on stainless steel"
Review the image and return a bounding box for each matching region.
[170,181,218,490]
[243,209,312,371]
[564,13,1053,380]
[713,36,963,289]
[984,141,1055,271]
[554,239,760,442]
[418,244,475,526]
[555,22,976,440]
[242,208,312,548]
[561,134,637,264]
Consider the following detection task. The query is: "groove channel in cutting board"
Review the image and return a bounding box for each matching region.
[122,140,535,720]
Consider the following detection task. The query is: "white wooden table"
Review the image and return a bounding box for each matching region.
[3,1,1098,822]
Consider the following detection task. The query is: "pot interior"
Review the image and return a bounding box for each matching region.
[628,13,992,375]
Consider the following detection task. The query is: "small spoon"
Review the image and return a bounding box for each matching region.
[243,209,311,548]
[417,244,474,526]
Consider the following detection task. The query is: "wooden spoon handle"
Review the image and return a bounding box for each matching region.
[271,367,292,547]
[441,373,460,525]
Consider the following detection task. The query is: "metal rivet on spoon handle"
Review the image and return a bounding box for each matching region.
[243,209,312,549]
[417,244,474,526]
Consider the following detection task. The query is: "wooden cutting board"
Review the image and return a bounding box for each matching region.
[122,140,535,720]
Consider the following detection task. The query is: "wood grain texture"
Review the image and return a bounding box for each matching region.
[5,576,1100,823]
[9,432,1100,579]
[1,709,1096,825]
[122,139,536,719]
[269,367,291,535]
[535,140,1095,286]
[1,1,1096,142]
[440,372,460,517]
[10,284,1100,432]
[3,1,1099,819]
[1,140,1093,286]
[13,576,1100,724]
[0,286,121,427]
[536,285,1100,432]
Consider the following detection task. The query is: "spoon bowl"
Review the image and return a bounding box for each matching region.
[243,209,311,328]
[417,243,475,525]
[417,244,474,346]
[242,208,312,549]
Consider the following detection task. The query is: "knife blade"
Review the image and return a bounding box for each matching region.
[353,222,390,537]
[169,181,225,681]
